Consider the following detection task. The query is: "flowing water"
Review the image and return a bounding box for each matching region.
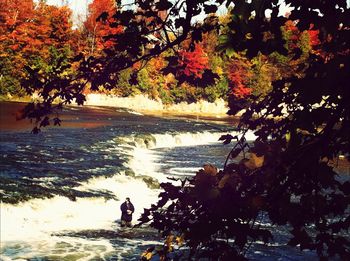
[0,102,346,260]
[0,102,237,260]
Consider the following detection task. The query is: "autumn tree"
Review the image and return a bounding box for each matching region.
[178,43,209,79]
[266,20,320,81]
[142,1,349,260]
[226,53,253,98]
[218,15,321,102]
[0,1,78,96]
[17,1,349,259]
[83,0,122,56]
[0,0,34,95]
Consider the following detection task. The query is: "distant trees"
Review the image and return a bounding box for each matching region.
[0,0,34,95]
[178,43,209,79]
[0,0,78,96]
[83,0,123,56]
[1,0,320,105]
[227,53,253,98]
[3,0,349,260]
[138,1,350,260]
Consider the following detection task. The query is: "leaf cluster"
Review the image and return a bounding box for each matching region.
[138,0,350,260]
[7,1,350,259]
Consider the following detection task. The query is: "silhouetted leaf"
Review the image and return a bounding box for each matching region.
[96,11,108,22]
[174,17,186,28]
[204,4,218,14]
[53,117,61,126]
[31,127,41,134]
[40,116,50,127]
[156,0,173,11]
[129,72,138,85]
[75,94,86,105]
[219,134,235,145]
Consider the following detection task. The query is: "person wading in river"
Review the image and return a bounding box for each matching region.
[120,197,134,227]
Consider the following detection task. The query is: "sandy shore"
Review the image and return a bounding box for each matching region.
[83,94,230,117]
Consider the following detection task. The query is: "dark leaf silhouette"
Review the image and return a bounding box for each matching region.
[204,4,218,14]
[219,134,235,145]
[6,0,349,260]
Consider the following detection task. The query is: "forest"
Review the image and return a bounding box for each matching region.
[1,0,349,260]
[1,0,318,104]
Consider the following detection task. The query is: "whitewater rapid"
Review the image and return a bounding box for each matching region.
[1,130,251,260]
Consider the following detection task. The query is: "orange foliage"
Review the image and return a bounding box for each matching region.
[227,58,253,98]
[0,0,79,78]
[0,0,34,27]
[283,20,320,51]
[84,0,123,54]
[178,43,209,78]
[283,20,300,50]
[307,29,320,47]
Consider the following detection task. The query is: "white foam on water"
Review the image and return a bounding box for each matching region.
[1,175,157,242]
[127,146,165,181]
[2,131,234,239]
[123,130,256,180]
[121,131,231,182]
[0,236,115,261]
[0,175,158,260]
[167,167,200,176]
[2,197,106,242]
[1,129,255,260]
[154,130,256,148]
[152,131,223,148]
[78,175,159,220]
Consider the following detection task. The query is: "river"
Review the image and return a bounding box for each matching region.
[0,102,238,260]
[0,102,345,260]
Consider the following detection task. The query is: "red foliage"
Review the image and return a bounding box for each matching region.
[11,3,75,54]
[0,0,79,77]
[84,0,123,54]
[227,58,252,98]
[283,20,320,52]
[283,20,300,50]
[0,0,34,55]
[0,0,34,27]
[307,29,320,47]
[178,43,209,78]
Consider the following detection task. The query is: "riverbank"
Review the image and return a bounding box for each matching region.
[84,94,230,117]
[1,93,230,117]
[1,93,240,127]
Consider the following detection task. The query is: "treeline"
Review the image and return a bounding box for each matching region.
[0,0,319,104]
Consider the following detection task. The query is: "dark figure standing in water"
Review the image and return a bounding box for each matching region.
[120,197,134,227]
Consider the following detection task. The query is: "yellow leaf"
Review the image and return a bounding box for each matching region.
[141,251,153,260]
[195,170,216,187]
[176,234,185,246]
[245,33,253,39]
[215,66,223,75]
[244,153,264,169]
[165,234,174,248]
[286,131,291,143]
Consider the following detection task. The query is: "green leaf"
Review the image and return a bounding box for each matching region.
[226,47,236,58]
